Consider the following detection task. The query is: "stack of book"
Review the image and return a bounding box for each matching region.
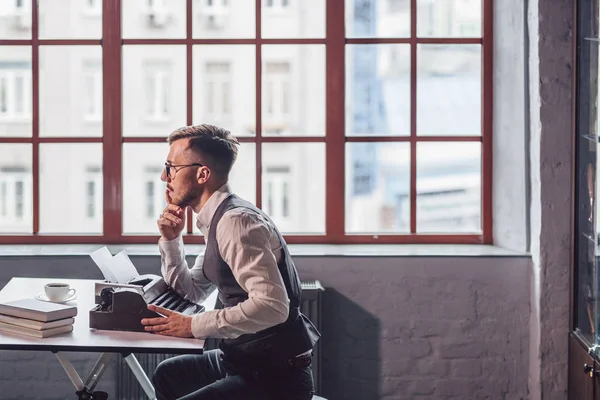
[0,298,77,338]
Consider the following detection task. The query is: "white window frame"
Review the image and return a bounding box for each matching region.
[83,67,102,122]
[263,173,291,223]
[0,69,31,122]
[263,61,291,133]
[0,172,31,224]
[204,61,231,123]
[145,70,170,122]
[143,175,165,220]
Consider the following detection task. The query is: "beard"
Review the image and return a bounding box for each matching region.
[172,184,202,208]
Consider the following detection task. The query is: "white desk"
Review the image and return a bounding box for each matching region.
[0,277,217,400]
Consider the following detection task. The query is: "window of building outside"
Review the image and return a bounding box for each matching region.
[83,60,102,122]
[0,166,32,234]
[145,63,170,122]
[0,0,491,245]
[0,62,31,121]
[205,62,231,125]
[264,61,291,134]
[85,166,102,221]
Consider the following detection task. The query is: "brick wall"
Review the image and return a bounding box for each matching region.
[0,254,530,400]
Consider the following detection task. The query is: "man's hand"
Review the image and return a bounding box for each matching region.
[157,191,185,241]
[141,305,194,338]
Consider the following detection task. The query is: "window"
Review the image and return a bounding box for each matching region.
[205,62,231,123]
[0,62,31,121]
[145,64,170,121]
[263,168,292,226]
[86,181,96,218]
[264,61,291,133]
[83,61,102,122]
[0,182,6,217]
[0,0,491,245]
[85,167,102,221]
[0,166,31,230]
[146,181,155,218]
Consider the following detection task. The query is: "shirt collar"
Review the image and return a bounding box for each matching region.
[196,183,232,236]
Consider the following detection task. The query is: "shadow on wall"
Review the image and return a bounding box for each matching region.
[321,288,380,400]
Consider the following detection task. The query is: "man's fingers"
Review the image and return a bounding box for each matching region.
[160,213,182,226]
[141,316,168,326]
[157,219,176,228]
[145,324,169,332]
[163,204,183,215]
[148,304,172,316]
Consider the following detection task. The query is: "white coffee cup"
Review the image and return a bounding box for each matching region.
[44,283,76,302]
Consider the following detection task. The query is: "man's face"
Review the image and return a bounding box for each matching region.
[161,139,204,207]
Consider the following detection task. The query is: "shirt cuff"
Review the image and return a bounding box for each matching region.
[191,310,220,339]
[158,235,185,267]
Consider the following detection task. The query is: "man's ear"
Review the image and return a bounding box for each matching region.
[196,166,211,184]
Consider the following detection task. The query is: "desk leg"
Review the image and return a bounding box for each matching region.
[54,352,115,400]
[83,353,116,391]
[53,352,85,392]
[123,354,157,400]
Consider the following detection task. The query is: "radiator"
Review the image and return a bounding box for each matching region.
[115,280,324,399]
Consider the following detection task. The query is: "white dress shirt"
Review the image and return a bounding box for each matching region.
[158,183,290,339]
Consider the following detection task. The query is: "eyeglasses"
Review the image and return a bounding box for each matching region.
[164,162,204,179]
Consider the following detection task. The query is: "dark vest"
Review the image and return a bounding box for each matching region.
[202,194,320,363]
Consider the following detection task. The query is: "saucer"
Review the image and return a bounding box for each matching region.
[35,293,77,304]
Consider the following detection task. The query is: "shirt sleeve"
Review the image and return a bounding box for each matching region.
[158,235,216,304]
[190,211,290,339]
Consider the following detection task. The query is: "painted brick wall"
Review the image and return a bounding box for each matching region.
[0,254,530,400]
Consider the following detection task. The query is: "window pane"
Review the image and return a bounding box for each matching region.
[122,0,186,39]
[417,0,481,38]
[123,46,186,137]
[346,44,410,136]
[193,45,255,136]
[39,144,103,233]
[262,143,324,234]
[0,144,32,233]
[0,0,31,39]
[193,0,254,39]
[262,0,325,39]
[417,44,481,136]
[345,142,410,233]
[262,45,325,136]
[345,0,410,38]
[39,0,102,39]
[416,142,480,232]
[40,46,103,137]
[192,142,256,233]
[0,46,31,137]
[123,143,168,234]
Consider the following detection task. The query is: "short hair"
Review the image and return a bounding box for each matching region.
[167,124,239,178]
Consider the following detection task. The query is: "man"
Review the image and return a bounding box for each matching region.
[141,124,320,400]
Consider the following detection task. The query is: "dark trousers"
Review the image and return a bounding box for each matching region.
[152,350,315,400]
